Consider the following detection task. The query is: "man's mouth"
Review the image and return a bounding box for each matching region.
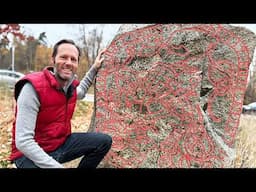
[62,68,72,74]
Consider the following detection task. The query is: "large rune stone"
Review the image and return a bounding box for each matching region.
[94,24,256,168]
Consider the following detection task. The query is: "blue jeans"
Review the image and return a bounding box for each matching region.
[14,132,112,168]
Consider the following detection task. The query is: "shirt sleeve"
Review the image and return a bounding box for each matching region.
[76,66,98,100]
[15,82,64,168]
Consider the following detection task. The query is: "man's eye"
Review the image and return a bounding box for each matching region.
[71,58,77,62]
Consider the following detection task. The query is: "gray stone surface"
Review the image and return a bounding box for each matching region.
[94,24,256,168]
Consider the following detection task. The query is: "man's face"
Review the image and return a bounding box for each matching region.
[52,43,79,82]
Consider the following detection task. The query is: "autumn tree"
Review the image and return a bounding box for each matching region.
[0,24,26,48]
[74,24,105,132]
[25,32,47,71]
[75,24,104,80]
[34,45,52,71]
[11,38,28,72]
[0,24,26,68]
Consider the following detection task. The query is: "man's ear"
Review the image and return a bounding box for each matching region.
[50,57,55,66]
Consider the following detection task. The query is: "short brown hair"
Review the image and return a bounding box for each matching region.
[52,39,81,62]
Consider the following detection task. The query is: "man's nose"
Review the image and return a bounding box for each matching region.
[64,58,73,64]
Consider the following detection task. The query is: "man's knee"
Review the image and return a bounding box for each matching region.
[101,133,112,149]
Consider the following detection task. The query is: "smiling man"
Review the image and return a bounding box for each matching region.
[9,39,112,168]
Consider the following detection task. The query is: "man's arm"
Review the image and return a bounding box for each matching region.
[76,66,97,100]
[76,49,106,100]
[15,82,64,168]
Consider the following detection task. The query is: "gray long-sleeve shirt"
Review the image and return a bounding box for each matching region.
[15,67,97,168]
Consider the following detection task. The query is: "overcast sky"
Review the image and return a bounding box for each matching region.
[231,24,256,33]
[20,24,122,47]
[20,24,256,47]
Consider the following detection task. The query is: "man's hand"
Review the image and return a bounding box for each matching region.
[92,49,106,69]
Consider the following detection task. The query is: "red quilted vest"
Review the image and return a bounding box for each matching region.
[10,67,79,160]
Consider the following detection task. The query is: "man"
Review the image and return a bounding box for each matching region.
[9,39,112,168]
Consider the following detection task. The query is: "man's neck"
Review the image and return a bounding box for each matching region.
[55,73,70,87]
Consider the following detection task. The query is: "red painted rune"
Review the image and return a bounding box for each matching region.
[95,24,255,168]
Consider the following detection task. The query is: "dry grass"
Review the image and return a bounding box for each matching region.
[1,85,256,168]
[232,114,256,168]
